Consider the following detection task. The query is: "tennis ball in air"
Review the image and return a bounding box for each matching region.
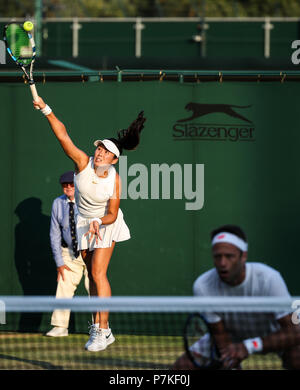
[23,21,34,32]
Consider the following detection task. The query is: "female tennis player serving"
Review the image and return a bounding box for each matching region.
[34,97,146,352]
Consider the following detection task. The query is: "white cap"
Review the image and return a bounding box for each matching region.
[94,139,120,158]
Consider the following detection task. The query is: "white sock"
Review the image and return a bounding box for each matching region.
[94,323,100,329]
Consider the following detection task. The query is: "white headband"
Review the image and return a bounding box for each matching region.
[211,232,248,252]
[94,139,120,158]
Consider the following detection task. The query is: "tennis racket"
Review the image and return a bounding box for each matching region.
[3,22,39,107]
[184,313,222,369]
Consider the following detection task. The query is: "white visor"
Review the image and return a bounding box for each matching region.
[211,232,248,252]
[94,139,120,158]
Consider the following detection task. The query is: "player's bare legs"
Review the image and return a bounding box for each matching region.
[81,245,116,351]
[91,244,115,327]
[81,243,115,328]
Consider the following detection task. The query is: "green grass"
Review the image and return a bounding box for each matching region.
[0,332,283,370]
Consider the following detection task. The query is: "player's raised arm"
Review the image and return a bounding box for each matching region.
[33,97,89,172]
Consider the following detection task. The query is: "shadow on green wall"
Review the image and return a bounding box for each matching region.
[14,197,57,332]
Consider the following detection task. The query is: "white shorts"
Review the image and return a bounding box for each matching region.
[76,208,131,251]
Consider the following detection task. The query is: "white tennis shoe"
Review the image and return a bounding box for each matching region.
[85,324,115,352]
[85,323,97,349]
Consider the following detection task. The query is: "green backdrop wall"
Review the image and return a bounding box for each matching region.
[2,20,295,60]
[0,80,299,307]
[0,20,297,67]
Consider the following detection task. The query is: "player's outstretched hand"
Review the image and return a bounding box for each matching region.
[33,96,46,110]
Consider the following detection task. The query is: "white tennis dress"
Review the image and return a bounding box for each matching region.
[74,157,130,250]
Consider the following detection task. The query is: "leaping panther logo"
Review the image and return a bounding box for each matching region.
[177,102,252,123]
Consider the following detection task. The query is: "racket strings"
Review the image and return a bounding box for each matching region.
[185,313,222,369]
[5,24,33,65]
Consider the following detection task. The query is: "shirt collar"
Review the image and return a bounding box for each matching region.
[64,195,75,204]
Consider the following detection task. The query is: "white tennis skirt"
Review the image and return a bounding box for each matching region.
[76,208,131,251]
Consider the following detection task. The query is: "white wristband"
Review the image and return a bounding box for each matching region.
[91,217,102,226]
[243,337,263,355]
[41,104,52,116]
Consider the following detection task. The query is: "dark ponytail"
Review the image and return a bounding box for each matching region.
[108,111,146,156]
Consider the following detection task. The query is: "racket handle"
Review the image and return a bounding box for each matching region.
[30,84,40,110]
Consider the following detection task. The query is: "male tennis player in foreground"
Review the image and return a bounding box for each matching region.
[33,97,146,352]
[173,225,300,369]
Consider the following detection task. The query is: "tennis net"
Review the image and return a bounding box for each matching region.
[0,296,299,370]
